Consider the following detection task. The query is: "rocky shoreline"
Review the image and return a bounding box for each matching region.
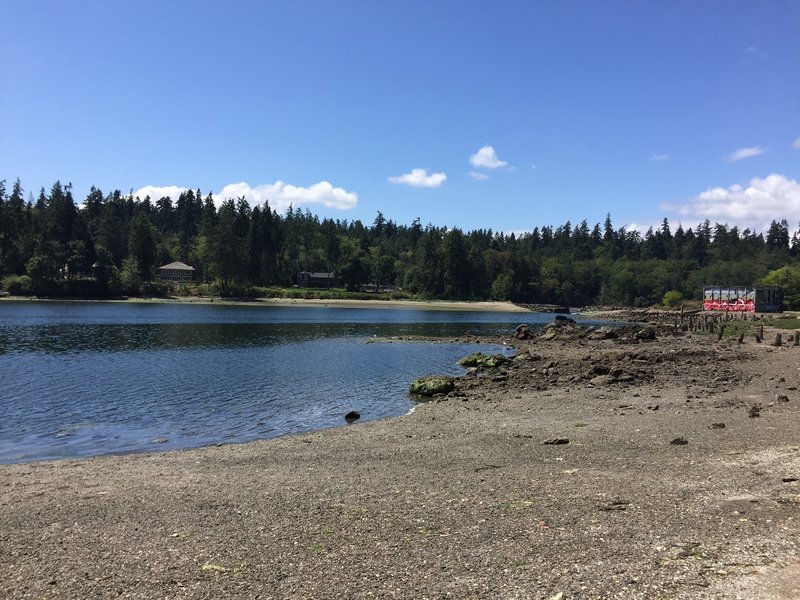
[2,317,799,598]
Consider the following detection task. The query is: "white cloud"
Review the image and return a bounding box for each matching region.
[388,168,447,188]
[650,153,669,161]
[132,185,187,202]
[469,145,509,169]
[664,173,800,231]
[793,137,800,150]
[742,45,767,62]
[725,146,766,162]
[133,180,358,213]
[622,222,664,236]
[216,181,357,212]
[469,171,489,181]
[502,229,531,238]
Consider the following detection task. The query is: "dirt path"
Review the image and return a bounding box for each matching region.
[2,326,798,599]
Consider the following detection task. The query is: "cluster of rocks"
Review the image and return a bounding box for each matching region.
[514,316,662,344]
[456,352,511,369]
[536,316,586,341]
[408,316,762,403]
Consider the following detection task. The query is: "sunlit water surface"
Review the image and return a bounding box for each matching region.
[0,301,569,463]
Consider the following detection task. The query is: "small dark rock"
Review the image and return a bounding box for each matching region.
[345,410,360,423]
[635,327,656,340]
[474,464,504,472]
[598,499,630,511]
[782,477,798,483]
[647,404,659,411]
[543,437,570,445]
[776,394,790,403]
[670,437,689,445]
[589,374,616,386]
[709,423,726,429]
[588,327,619,341]
[748,405,761,418]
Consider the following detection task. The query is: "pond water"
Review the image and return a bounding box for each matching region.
[0,301,564,463]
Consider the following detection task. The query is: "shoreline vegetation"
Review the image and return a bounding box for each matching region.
[2,179,800,313]
[2,312,799,597]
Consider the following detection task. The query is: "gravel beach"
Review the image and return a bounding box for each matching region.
[2,321,799,599]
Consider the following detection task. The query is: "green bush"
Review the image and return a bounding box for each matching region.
[490,272,513,300]
[140,282,172,298]
[762,266,800,310]
[58,279,116,298]
[663,290,683,308]
[3,275,33,295]
[218,285,264,299]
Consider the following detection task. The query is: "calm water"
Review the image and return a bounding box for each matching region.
[0,301,561,464]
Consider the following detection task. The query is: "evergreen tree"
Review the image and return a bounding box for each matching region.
[127,212,157,281]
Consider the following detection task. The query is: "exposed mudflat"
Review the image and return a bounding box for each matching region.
[2,320,799,599]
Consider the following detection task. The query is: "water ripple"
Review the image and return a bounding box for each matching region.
[0,302,553,463]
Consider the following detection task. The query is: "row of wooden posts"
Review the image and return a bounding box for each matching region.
[653,307,797,346]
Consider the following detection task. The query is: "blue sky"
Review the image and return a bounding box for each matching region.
[2,1,799,234]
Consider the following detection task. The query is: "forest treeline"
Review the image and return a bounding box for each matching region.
[1,178,799,308]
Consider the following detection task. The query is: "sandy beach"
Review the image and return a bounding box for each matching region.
[2,319,799,599]
[246,298,531,312]
[0,295,532,313]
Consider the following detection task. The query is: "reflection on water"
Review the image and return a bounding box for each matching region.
[1,321,515,355]
[0,301,557,464]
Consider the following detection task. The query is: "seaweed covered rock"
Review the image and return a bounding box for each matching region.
[515,324,533,339]
[587,326,619,341]
[538,315,586,341]
[409,375,456,396]
[635,327,657,340]
[514,349,542,362]
[457,352,510,369]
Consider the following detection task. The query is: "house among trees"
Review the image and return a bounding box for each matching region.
[298,271,334,288]
[158,261,195,283]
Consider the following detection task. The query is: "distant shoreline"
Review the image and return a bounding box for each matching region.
[0,294,532,313]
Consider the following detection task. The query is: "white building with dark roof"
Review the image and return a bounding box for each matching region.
[157,261,195,283]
